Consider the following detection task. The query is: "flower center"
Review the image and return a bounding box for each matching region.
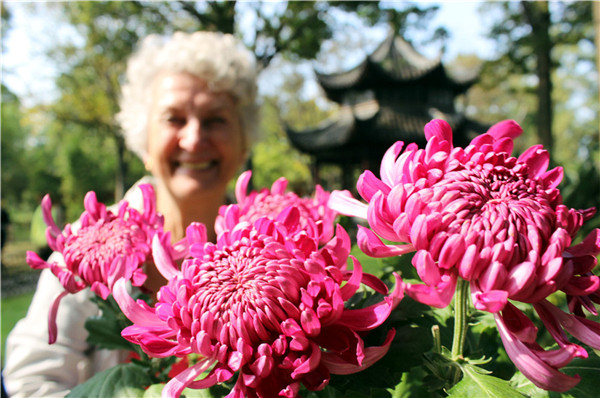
[65,218,147,276]
[437,165,556,262]
[182,240,305,347]
[244,193,312,224]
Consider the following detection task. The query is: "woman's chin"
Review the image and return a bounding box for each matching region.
[168,173,225,201]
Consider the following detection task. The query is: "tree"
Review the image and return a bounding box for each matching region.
[1,84,30,205]
[1,6,29,206]
[48,1,172,202]
[481,1,596,155]
[252,68,338,193]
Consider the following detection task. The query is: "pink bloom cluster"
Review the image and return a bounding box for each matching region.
[26,184,164,343]
[329,119,600,391]
[216,171,337,244]
[114,205,402,397]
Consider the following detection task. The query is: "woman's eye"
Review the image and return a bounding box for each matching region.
[165,115,186,126]
[203,117,227,127]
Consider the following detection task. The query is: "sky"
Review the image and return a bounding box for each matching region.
[1,1,496,106]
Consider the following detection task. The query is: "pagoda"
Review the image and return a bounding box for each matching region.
[285,31,487,189]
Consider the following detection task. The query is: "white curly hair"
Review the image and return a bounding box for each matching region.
[116,31,259,160]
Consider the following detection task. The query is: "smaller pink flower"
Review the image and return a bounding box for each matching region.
[216,171,338,244]
[26,184,165,343]
[115,207,403,398]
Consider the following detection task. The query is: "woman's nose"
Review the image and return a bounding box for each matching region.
[178,118,204,151]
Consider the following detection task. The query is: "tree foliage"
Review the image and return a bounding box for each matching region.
[479,1,596,155]
[1,85,30,205]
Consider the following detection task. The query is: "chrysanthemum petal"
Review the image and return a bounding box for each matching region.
[471,288,508,313]
[380,141,405,186]
[328,190,368,220]
[358,170,391,202]
[152,234,179,281]
[541,167,564,190]
[338,275,403,330]
[235,170,252,203]
[163,359,217,398]
[83,190,103,219]
[405,275,456,308]
[485,119,522,141]
[566,229,600,257]
[91,281,110,300]
[26,251,48,269]
[47,291,69,344]
[270,176,288,195]
[322,329,396,375]
[536,300,600,350]
[357,226,414,258]
[424,119,453,145]
[340,257,363,301]
[113,279,164,327]
[495,312,581,392]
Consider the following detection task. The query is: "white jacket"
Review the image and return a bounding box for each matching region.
[3,179,152,397]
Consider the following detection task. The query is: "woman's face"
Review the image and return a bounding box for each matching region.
[146,72,246,206]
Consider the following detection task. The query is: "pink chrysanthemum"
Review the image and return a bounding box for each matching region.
[216,171,338,244]
[329,119,600,391]
[114,206,403,398]
[26,184,165,343]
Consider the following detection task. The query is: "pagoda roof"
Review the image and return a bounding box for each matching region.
[285,104,485,165]
[314,31,477,103]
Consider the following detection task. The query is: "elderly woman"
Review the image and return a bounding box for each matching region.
[3,31,259,397]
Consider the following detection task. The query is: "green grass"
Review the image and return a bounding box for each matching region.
[1,292,34,366]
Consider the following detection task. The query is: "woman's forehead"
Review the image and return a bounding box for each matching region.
[152,72,236,111]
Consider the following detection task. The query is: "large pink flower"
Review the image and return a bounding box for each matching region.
[216,170,338,244]
[26,184,165,343]
[329,119,600,391]
[114,205,403,398]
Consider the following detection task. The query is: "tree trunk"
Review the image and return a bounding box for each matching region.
[594,1,600,117]
[522,1,553,153]
[114,134,127,202]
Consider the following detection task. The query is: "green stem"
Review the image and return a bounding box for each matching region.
[451,278,469,384]
[432,325,441,355]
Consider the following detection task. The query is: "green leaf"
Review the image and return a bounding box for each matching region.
[307,385,378,398]
[448,363,526,398]
[508,372,551,398]
[389,367,444,398]
[85,295,136,351]
[84,314,134,351]
[67,363,153,398]
[181,385,232,398]
[142,383,232,398]
[142,384,165,398]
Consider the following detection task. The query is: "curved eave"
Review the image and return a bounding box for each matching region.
[444,69,479,94]
[284,107,356,154]
[313,30,394,90]
[314,59,369,90]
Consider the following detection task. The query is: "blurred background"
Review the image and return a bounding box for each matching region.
[1,0,598,358]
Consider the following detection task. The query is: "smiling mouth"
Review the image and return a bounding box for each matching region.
[175,161,217,171]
